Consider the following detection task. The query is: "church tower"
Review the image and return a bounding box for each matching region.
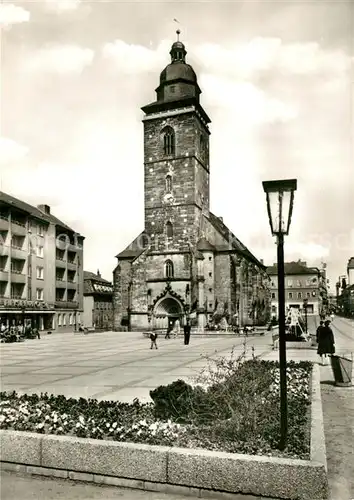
[141,32,211,252]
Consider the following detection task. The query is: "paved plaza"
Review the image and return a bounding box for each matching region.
[0,331,273,403]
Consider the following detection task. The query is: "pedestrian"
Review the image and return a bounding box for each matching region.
[183,320,191,345]
[317,320,335,365]
[330,312,334,322]
[316,320,324,344]
[150,332,158,349]
[165,325,171,339]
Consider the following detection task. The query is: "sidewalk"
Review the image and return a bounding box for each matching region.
[260,317,353,500]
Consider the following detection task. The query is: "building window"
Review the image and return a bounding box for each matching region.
[287,279,293,287]
[209,288,212,292]
[36,266,44,280]
[307,292,311,298]
[36,288,43,301]
[166,221,173,238]
[58,314,62,327]
[165,175,172,193]
[289,292,293,299]
[312,290,316,297]
[298,292,302,299]
[37,224,44,236]
[69,313,73,325]
[37,246,44,258]
[272,293,276,299]
[209,257,212,261]
[162,126,175,156]
[62,314,66,326]
[165,260,174,278]
[209,272,212,278]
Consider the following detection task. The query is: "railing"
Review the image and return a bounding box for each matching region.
[11,219,26,227]
[10,295,23,300]
[11,269,24,274]
[55,300,78,309]
[0,214,9,221]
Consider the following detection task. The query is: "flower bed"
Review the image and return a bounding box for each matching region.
[0,358,312,460]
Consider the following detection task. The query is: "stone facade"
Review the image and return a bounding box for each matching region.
[83,271,113,330]
[113,37,270,331]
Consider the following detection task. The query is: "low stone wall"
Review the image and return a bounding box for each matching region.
[0,366,328,500]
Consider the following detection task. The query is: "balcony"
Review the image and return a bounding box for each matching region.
[0,217,9,231]
[55,300,78,309]
[56,280,67,288]
[11,272,26,284]
[67,260,77,270]
[0,243,9,256]
[0,270,9,281]
[11,247,27,260]
[56,258,66,268]
[11,220,27,236]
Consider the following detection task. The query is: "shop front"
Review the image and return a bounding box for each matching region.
[0,298,55,331]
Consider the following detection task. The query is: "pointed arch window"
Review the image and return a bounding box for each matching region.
[162,126,175,156]
[165,260,174,278]
[166,221,173,238]
[166,174,172,193]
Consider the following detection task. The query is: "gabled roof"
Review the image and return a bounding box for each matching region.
[267,262,320,276]
[116,231,147,261]
[0,191,78,234]
[207,212,265,269]
[83,271,113,295]
[84,271,111,284]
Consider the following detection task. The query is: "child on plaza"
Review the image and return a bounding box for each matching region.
[150,332,158,349]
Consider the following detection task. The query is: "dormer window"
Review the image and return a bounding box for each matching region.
[162,126,175,156]
[165,260,174,278]
[166,175,172,193]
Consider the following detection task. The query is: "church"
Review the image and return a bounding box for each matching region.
[113,34,271,332]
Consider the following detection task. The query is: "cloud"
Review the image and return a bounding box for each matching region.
[200,74,297,125]
[194,37,352,80]
[0,4,30,26]
[24,44,94,74]
[44,0,81,12]
[0,137,29,164]
[102,39,171,74]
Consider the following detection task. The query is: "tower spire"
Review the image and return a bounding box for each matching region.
[176,29,181,41]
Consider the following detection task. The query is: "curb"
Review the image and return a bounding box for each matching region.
[0,366,328,500]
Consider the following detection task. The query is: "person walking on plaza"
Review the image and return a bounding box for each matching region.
[317,319,335,365]
[316,320,324,344]
[183,320,191,345]
[150,332,158,349]
[330,312,335,322]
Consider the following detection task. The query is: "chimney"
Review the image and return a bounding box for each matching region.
[218,216,223,223]
[260,259,264,265]
[37,204,50,215]
[97,269,101,278]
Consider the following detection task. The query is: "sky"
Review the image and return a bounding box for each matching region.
[1,0,353,291]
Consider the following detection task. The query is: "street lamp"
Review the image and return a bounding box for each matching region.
[262,178,297,451]
[303,298,308,334]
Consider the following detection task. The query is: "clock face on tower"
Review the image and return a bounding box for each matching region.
[163,192,174,205]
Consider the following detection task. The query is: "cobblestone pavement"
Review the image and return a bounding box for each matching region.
[0,330,272,402]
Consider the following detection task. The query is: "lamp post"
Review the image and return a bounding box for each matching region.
[262,178,297,451]
[303,298,308,334]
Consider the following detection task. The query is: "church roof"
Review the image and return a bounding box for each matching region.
[197,237,215,252]
[207,212,266,269]
[116,231,148,260]
[347,257,354,269]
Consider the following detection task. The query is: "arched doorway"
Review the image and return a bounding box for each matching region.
[153,296,183,331]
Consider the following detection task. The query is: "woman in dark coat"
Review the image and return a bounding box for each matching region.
[317,320,335,365]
